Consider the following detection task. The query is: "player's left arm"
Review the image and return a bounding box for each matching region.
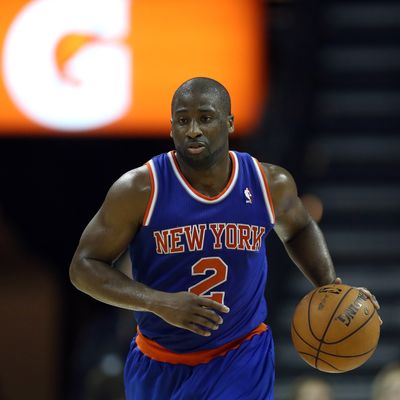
[261,163,381,316]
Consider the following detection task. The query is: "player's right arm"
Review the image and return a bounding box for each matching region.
[69,166,227,336]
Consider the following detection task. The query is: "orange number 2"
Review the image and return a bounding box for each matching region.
[188,257,228,305]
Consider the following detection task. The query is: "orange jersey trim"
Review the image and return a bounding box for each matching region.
[136,323,267,366]
[142,161,156,226]
[256,160,276,222]
[170,151,237,202]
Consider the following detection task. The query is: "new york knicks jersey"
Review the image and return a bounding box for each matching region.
[129,150,275,353]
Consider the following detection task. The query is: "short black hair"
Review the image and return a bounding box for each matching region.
[172,77,231,115]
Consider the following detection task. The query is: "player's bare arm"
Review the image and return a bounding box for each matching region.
[69,166,228,336]
[263,163,382,315]
[263,163,335,286]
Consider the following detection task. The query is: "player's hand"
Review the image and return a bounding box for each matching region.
[334,277,383,325]
[153,291,230,336]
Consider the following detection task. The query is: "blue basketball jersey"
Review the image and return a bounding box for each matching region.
[129,150,275,353]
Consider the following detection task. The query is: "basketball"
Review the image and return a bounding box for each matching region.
[291,284,380,373]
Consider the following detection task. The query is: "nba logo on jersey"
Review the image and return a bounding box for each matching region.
[244,187,252,204]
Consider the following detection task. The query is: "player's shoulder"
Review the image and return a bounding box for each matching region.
[259,162,296,191]
[105,164,151,209]
[257,162,298,211]
[115,164,150,192]
[112,164,150,192]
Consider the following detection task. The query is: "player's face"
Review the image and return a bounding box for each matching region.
[170,91,234,170]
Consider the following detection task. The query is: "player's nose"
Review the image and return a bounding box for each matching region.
[186,120,202,138]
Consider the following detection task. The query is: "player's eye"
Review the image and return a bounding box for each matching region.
[201,116,212,123]
[178,118,188,125]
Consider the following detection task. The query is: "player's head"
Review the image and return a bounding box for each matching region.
[371,362,400,400]
[172,77,232,116]
[170,77,234,170]
[291,376,333,400]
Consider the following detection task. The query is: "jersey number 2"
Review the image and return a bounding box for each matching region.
[188,257,228,305]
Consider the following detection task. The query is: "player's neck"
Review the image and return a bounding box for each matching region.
[176,151,232,197]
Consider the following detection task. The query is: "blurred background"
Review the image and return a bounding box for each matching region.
[0,0,399,399]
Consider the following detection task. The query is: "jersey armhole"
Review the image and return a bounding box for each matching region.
[142,160,158,226]
[251,157,276,225]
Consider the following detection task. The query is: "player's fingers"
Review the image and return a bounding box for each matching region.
[359,287,380,310]
[334,277,342,284]
[192,315,219,331]
[378,315,383,325]
[187,323,212,337]
[199,307,224,325]
[198,297,230,314]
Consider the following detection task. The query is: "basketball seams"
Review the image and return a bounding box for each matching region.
[303,297,378,345]
[292,284,380,372]
[324,306,378,345]
[307,289,321,342]
[298,352,345,372]
[292,322,378,358]
[292,321,318,354]
[314,287,354,369]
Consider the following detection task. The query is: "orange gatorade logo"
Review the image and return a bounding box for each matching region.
[0,0,266,136]
[55,34,102,84]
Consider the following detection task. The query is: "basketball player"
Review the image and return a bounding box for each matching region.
[69,78,381,399]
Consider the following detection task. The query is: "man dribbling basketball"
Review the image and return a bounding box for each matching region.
[69,77,381,399]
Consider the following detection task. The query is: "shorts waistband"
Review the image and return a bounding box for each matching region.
[135,323,267,366]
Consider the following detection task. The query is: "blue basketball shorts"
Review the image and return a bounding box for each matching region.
[124,327,275,400]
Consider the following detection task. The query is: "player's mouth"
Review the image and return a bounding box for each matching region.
[186,142,206,155]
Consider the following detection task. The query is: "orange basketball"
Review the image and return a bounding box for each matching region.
[291,284,380,373]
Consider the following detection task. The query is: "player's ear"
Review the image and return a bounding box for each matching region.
[170,118,173,138]
[227,115,234,134]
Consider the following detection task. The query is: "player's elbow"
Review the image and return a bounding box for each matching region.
[69,255,87,291]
